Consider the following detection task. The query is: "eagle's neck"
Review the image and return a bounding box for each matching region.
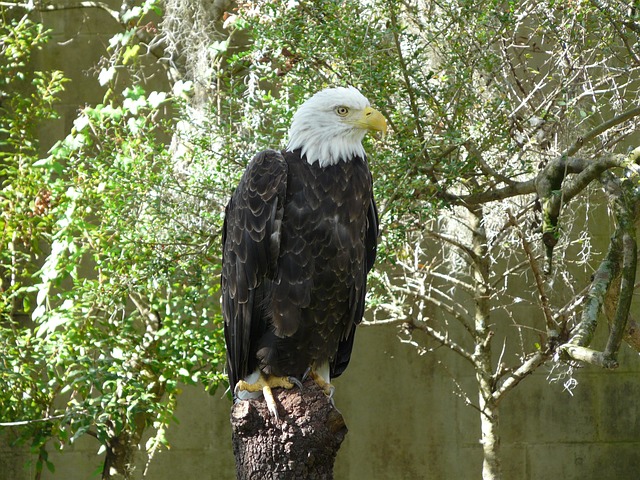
[286,123,367,167]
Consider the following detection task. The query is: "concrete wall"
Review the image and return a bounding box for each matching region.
[2,4,640,479]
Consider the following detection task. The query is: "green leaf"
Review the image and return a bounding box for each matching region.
[122,44,141,65]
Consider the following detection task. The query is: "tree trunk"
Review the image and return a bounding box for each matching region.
[478,390,501,480]
[469,206,503,480]
[230,378,347,479]
[102,409,148,480]
[102,429,140,480]
[100,297,166,479]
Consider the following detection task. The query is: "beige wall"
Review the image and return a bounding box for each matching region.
[2,4,640,479]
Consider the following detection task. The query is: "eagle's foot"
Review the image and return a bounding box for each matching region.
[235,373,300,420]
[307,369,335,399]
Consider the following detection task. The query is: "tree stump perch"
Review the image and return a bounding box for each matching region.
[230,379,347,479]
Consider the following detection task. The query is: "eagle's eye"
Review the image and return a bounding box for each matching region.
[335,106,349,117]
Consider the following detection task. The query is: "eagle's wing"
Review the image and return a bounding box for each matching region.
[330,191,379,378]
[221,150,288,392]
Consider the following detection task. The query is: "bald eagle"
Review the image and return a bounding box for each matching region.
[222,86,386,417]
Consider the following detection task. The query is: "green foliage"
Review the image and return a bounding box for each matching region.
[244,4,626,164]
[0,14,65,300]
[0,11,69,466]
[206,0,638,261]
[1,7,226,470]
[29,84,225,445]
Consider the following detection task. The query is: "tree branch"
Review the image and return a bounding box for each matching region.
[507,211,556,333]
[562,102,640,158]
[458,178,537,205]
[414,291,476,337]
[36,1,120,21]
[426,230,480,265]
[493,351,549,403]
[412,319,476,365]
[561,166,640,365]
[535,147,640,270]
[562,220,622,350]
[427,270,475,295]
[388,2,426,152]
[362,317,476,365]
[559,345,619,369]
[455,145,640,209]
[0,414,65,427]
[603,231,637,363]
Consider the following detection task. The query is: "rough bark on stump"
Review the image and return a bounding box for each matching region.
[230,379,347,480]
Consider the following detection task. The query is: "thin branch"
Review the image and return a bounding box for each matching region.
[0,414,66,427]
[458,179,537,205]
[129,292,161,329]
[427,270,475,295]
[373,271,476,337]
[561,166,640,363]
[488,200,536,252]
[32,1,170,65]
[587,0,640,66]
[459,144,639,208]
[535,148,640,272]
[361,318,406,327]
[507,211,556,334]
[555,284,590,324]
[415,291,476,337]
[37,1,120,21]
[490,258,533,289]
[413,320,476,365]
[559,157,621,203]
[465,140,516,187]
[362,317,476,365]
[564,225,622,348]
[426,230,479,264]
[563,105,640,157]
[493,351,549,403]
[388,3,425,149]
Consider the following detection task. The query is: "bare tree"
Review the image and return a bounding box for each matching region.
[362,2,640,478]
[155,1,640,477]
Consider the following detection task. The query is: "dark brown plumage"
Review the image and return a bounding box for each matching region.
[221,147,378,395]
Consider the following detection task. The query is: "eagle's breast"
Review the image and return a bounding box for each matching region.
[256,149,373,377]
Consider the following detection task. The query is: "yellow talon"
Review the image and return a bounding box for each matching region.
[235,373,297,419]
[308,369,335,398]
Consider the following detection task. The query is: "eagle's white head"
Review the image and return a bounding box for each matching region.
[286,86,387,167]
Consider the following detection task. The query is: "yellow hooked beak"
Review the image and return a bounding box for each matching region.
[355,106,387,137]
